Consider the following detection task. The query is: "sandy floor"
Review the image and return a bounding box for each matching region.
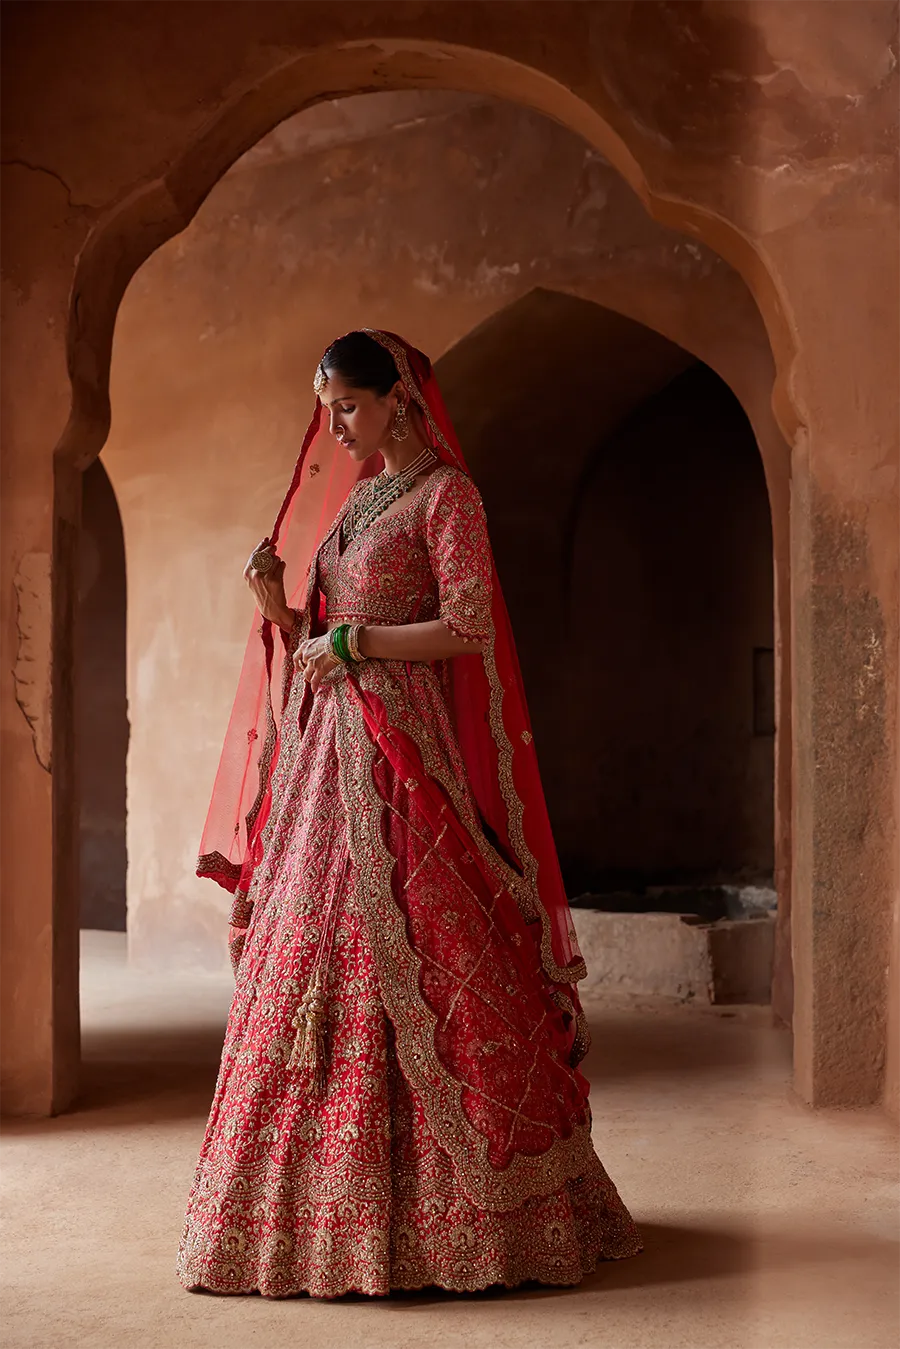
[2,930,897,1349]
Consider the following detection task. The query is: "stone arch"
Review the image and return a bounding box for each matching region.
[47,40,799,1110]
[55,39,799,487]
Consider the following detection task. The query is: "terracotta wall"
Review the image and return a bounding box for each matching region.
[103,94,779,971]
[76,459,127,931]
[2,2,895,1115]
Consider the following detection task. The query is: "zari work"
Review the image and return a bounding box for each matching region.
[177,465,642,1297]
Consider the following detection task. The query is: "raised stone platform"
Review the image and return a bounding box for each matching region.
[571,885,776,1004]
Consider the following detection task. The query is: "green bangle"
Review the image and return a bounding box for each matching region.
[331,623,351,663]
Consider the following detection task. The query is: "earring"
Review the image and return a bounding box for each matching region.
[391,400,410,442]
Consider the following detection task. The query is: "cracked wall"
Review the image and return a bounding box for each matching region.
[12,552,52,772]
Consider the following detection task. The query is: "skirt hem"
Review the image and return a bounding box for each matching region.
[177,1233,644,1300]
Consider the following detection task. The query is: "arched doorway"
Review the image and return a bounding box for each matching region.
[36,63,788,1111]
[438,290,774,996]
[77,457,128,932]
[99,96,787,994]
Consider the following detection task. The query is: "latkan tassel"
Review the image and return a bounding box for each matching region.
[288,982,328,1095]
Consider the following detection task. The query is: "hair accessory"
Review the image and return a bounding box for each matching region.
[313,364,328,396]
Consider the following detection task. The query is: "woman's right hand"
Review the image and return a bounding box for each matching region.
[243,540,294,630]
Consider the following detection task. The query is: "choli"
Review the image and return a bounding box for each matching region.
[316,464,493,644]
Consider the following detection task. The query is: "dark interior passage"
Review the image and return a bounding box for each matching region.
[439,291,774,896]
[77,458,129,931]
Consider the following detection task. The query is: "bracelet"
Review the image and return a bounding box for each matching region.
[329,623,351,664]
[337,623,352,663]
[346,623,365,663]
[328,622,366,665]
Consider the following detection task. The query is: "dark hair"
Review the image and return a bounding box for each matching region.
[319,331,400,396]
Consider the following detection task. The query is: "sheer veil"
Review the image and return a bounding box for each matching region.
[198,330,588,1047]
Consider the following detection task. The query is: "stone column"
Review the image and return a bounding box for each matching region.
[786,221,898,1107]
[1,166,84,1115]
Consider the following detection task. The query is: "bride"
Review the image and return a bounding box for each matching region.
[176,329,642,1298]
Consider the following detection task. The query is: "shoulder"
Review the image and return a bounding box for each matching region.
[423,464,485,519]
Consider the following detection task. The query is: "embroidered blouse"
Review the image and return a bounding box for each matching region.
[317,464,494,644]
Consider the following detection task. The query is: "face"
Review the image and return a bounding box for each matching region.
[319,373,403,462]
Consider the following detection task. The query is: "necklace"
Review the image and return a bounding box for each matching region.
[341,446,438,544]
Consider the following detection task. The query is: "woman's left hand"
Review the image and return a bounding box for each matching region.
[295,634,342,692]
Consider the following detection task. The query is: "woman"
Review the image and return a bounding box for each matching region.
[176,329,642,1298]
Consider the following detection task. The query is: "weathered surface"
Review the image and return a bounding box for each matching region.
[575,911,714,1001]
[573,910,775,1005]
[12,552,52,772]
[102,99,779,972]
[1,1,896,1116]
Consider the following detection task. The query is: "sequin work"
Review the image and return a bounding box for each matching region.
[176,466,642,1298]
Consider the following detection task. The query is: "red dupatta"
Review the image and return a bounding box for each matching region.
[198,330,587,1031]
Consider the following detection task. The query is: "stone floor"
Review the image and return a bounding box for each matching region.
[1,930,897,1349]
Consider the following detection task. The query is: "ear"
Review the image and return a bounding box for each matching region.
[391,379,407,407]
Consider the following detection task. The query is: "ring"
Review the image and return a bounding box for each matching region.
[249,546,276,575]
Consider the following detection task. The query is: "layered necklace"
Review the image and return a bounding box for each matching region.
[341,445,437,545]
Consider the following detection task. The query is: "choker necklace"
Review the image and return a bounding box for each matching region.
[342,446,438,544]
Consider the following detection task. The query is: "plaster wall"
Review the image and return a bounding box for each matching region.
[103,95,780,972]
[1,1,896,1115]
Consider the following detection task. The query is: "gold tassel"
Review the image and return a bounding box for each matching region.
[288,980,328,1095]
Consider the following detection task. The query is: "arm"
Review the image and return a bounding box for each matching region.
[296,618,483,692]
[358,619,485,661]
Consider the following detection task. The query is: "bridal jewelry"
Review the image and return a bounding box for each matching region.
[249,542,277,575]
[326,622,365,665]
[391,399,410,441]
[341,445,437,544]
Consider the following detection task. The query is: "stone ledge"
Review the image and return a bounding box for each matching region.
[572,909,775,1005]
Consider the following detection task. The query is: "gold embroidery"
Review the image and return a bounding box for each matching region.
[334,678,597,1211]
[177,434,640,1296]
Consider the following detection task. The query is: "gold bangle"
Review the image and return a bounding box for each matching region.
[346,623,365,663]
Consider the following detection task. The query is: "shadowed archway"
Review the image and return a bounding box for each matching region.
[436,289,774,903]
[77,457,128,933]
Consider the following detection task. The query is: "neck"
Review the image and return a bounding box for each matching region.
[380,428,430,477]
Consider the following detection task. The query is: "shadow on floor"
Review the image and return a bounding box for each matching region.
[364,1222,757,1297]
[582,1003,791,1085]
[1,1017,226,1135]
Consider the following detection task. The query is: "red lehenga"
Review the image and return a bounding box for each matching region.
[176,333,642,1298]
